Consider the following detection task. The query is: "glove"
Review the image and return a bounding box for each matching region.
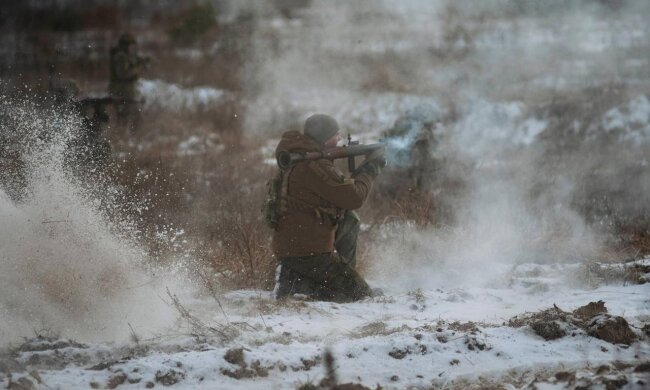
[354,149,387,178]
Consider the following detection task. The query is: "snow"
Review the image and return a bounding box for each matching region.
[602,95,650,146]
[177,134,225,156]
[3,261,648,389]
[138,79,228,113]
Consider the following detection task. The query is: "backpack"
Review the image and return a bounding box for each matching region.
[262,168,284,229]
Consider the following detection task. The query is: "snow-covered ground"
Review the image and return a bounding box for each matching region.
[2,260,648,389]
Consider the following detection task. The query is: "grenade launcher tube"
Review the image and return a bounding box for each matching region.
[277,143,385,170]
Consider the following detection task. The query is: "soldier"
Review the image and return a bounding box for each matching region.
[109,33,148,132]
[384,108,438,191]
[271,114,386,302]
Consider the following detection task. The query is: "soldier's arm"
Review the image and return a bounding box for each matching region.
[305,160,374,210]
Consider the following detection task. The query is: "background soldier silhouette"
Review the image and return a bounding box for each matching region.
[109,33,148,133]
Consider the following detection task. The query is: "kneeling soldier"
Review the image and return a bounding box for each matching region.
[271,114,385,302]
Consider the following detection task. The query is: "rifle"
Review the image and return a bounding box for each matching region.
[276,134,385,171]
[76,96,116,109]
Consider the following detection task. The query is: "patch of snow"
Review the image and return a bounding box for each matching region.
[602,95,650,146]
[138,79,228,113]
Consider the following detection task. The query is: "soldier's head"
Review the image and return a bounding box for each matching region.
[118,33,136,49]
[304,114,340,147]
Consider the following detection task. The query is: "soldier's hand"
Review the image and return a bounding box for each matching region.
[355,149,387,178]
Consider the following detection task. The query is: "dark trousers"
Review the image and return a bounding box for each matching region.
[274,211,371,302]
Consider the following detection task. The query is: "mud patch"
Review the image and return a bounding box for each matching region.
[531,320,567,341]
[221,348,270,379]
[588,315,637,345]
[155,368,185,386]
[508,301,637,344]
[573,300,607,320]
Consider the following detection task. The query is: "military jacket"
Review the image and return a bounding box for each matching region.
[272,131,375,258]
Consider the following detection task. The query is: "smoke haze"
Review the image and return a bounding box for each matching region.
[241,0,650,289]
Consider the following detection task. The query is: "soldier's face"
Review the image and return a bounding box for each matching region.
[323,132,341,148]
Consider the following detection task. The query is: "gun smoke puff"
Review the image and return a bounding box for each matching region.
[0,96,177,345]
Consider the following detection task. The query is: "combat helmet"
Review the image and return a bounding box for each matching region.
[304,114,339,145]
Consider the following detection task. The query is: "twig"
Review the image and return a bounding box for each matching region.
[197,272,230,324]
[460,351,475,366]
[165,288,236,341]
[128,323,140,344]
[125,279,157,290]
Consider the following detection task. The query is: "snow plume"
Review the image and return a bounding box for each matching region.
[0,96,178,346]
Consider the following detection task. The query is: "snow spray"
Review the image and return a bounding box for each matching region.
[0,95,179,346]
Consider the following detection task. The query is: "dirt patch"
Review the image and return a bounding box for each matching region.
[508,301,637,344]
[448,321,480,334]
[221,348,270,379]
[298,380,372,390]
[464,336,489,351]
[16,336,87,353]
[297,356,322,371]
[508,305,576,340]
[573,300,607,320]
[388,348,408,360]
[554,371,576,382]
[223,348,245,366]
[531,320,566,341]
[352,321,412,339]
[587,315,637,345]
[106,372,127,389]
[155,369,185,386]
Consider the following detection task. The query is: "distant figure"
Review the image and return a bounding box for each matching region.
[109,33,148,132]
[409,121,437,190]
[384,109,439,191]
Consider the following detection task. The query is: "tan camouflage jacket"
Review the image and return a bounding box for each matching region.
[272,131,375,258]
